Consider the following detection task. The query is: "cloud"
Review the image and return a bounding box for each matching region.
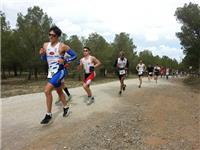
[137,45,183,62]
[144,32,159,42]
[158,45,183,61]
[57,19,82,35]
[2,0,199,61]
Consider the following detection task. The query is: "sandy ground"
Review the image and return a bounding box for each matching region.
[1,78,200,150]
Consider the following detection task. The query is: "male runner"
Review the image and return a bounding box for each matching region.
[146,64,154,81]
[77,47,101,105]
[136,60,146,88]
[154,64,160,83]
[39,26,77,124]
[166,67,170,80]
[114,51,129,95]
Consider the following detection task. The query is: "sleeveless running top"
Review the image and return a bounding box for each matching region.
[46,42,64,78]
[81,55,94,74]
[137,63,145,74]
[166,68,170,75]
[117,58,128,69]
[147,66,154,72]
[154,66,160,73]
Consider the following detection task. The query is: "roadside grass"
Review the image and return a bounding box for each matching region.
[1,75,137,98]
[183,77,200,90]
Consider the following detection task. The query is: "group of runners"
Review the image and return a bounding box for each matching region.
[39,26,101,124]
[39,25,164,125]
[115,57,162,94]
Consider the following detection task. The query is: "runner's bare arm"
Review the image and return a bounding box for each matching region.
[61,43,71,52]
[144,64,147,71]
[126,60,129,70]
[92,56,101,68]
[136,65,139,71]
[58,43,77,64]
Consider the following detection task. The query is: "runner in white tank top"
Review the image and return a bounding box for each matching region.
[81,55,95,74]
[136,60,146,88]
[39,26,77,124]
[114,51,129,95]
[46,42,63,78]
[45,42,73,105]
[78,47,101,105]
[166,68,170,80]
[154,64,160,83]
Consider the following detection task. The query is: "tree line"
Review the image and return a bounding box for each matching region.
[1,3,199,80]
[175,2,200,74]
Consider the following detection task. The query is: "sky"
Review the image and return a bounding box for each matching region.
[1,0,200,62]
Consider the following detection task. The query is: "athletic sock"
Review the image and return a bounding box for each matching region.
[64,87,70,97]
[64,105,69,109]
[88,95,92,98]
[46,112,52,116]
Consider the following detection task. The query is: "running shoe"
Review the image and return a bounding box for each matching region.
[87,96,94,105]
[123,84,126,91]
[40,114,52,124]
[63,107,70,117]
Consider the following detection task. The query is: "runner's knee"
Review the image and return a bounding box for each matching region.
[56,88,63,95]
[44,88,51,95]
[83,83,89,88]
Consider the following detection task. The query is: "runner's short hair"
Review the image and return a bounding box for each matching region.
[83,46,91,51]
[49,26,62,37]
[119,51,125,57]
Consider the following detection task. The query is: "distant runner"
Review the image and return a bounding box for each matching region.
[146,64,154,81]
[114,51,129,95]
[154,64,160,83]
[136,60,146,88]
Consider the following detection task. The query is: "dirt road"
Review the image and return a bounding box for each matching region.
[1,78,199,150]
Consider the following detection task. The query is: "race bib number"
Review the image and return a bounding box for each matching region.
[119,69,126,75]
[149,72,152,75]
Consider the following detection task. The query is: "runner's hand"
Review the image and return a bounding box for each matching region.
[125,68,128,74]
[39,48,46,55]
[64,63,70,68]
[58,58,64,64]
[89,66,95,72]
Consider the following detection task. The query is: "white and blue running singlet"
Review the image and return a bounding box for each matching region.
[46,42,66,88]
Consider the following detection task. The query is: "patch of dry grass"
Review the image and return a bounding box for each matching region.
[1,77,119,98]
[183,77,200,90]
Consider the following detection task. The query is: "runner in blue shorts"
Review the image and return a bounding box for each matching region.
[39,26,77,124]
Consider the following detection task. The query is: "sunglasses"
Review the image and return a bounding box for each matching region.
[49,33,57,37]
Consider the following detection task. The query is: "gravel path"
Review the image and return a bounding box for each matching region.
[2,78,199,150]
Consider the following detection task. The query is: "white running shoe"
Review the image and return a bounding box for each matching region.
[87,96,94,105]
